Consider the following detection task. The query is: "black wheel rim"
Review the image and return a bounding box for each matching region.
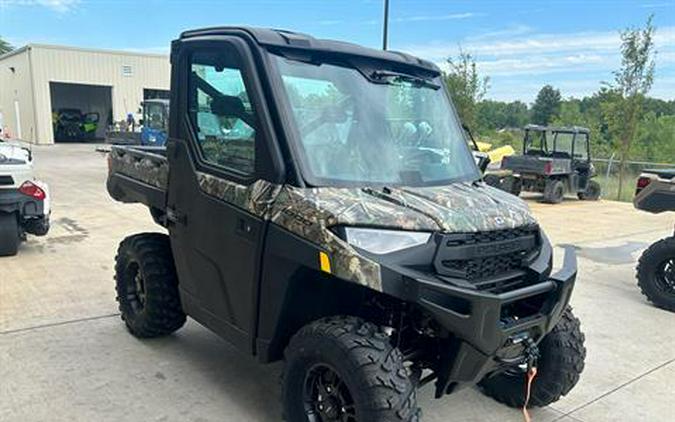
[655,258,675,294]
[302,364,356,422]
[124,262,146,313]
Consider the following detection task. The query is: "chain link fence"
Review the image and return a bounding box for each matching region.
[593,155,675,202]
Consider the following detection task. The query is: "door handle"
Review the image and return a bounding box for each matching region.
[166,207,187,225]
[236,217,256,240]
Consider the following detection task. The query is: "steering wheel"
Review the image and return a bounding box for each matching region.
[298,96,351,137]
[401,148,443,166]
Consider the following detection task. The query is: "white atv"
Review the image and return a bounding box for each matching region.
[634,169,675,312]
[0,141,51,256]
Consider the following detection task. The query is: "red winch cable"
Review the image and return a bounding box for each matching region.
[522,366,538,422]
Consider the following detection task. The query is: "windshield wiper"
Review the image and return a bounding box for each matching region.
[370,70,440,90]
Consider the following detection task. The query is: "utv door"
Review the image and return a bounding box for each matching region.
[166,37,283,353]
[572,133,591,191]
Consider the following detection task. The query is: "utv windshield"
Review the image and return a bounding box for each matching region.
[144,102,169,131]
[273,56,479,187]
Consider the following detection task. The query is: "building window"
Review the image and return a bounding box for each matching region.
[122,65,133,77]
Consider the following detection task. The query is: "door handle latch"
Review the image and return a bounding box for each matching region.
[236,217,256,240]
[166,207,186,225]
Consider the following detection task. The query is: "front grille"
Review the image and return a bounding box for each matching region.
[0,175,14,186]
[435,225,540,292]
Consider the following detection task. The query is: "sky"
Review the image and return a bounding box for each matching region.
[1,0,674,103]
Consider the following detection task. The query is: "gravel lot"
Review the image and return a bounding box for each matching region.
[1,143,673,421]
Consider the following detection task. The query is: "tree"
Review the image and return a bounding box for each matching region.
[476,100,528,132]
[552,100,610,157]
[602,15,656,199]
[531,85,562,125]
[0,36,13,55]
[443,48,489,131]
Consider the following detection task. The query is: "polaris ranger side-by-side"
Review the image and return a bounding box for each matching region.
[107,27,585,421]
[499,125,601,203]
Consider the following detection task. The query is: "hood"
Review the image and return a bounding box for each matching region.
[284,181,536,233]
[0,143,30,165]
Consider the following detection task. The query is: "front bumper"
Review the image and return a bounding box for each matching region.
[376,232,576,397]
[418,245,577,396]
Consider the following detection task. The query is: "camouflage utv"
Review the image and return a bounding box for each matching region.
[107,27,586,421]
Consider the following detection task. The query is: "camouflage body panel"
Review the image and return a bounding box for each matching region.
[391,182,536,232]
[109,147,169,190]
[197,172,536,291]
[197,172,383,289]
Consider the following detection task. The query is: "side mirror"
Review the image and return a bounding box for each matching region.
[473,151,491,173]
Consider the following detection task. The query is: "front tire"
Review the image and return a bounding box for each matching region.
[479,308,586,408]
[637,237,675,312]
[543,179,565,204]
[578,180,601,201]
[114,232,186,337]
[282,316,420,422]
[0,212,20,256]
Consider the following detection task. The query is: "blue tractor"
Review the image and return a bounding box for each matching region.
[140,99,170,146]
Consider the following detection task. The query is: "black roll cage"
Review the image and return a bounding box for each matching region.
[523,125,590,161]
[172,27,477,190]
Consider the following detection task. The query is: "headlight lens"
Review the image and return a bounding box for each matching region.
[343,227,432,255]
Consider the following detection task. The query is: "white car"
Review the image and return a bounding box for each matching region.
[0,141,50,256]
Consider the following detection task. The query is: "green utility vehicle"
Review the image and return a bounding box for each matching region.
[107,27,586,421]
[53,108,100,141]
[500,125,601,203]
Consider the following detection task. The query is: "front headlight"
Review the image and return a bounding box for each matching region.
[343,227,432,255]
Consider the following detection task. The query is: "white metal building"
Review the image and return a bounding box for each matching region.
[0,44,170,144]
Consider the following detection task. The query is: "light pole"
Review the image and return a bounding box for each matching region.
[382,0,390,50]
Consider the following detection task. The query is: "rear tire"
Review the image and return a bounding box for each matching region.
[543,180,565,204]
[509,177,522,197]
[114,232,186,337]
[483,174,501,188]
[282,316,420,422]
[578,180,601,201]
[479,308,586,408]
[636,237,675,312]
[0,212,20,256]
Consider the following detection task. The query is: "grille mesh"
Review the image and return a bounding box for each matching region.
[438,225,539,289]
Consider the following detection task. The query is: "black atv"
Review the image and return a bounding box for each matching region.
[106,27,586,421]
[499,125,601,203]
[634,169,675,312]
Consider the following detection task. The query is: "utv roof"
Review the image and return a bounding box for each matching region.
[143,99,170,105]
[179,26,440,75]
[524,124,590,134]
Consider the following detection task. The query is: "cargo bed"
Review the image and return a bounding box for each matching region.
[106,145,168,212]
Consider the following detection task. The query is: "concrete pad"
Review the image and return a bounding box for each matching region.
[548,255,675,415]
[1,144,157,332]
[0,317,569,422]
[568,360,675,422]
[2,144,675,421]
